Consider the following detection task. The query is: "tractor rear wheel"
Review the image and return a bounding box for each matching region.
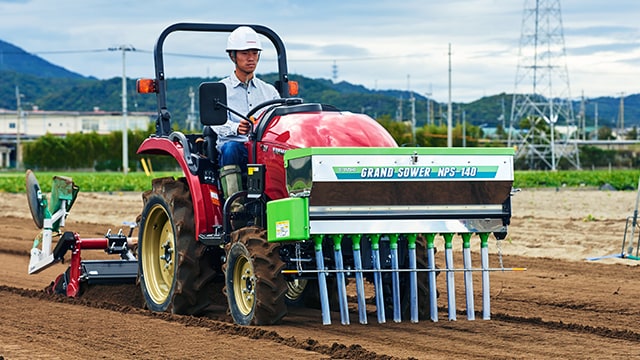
[223,227,287,325]
[138,177,218,315]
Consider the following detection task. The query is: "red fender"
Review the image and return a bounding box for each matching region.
[137,137,222,238]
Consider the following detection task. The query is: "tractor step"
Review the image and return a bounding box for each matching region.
[198,231,225,246]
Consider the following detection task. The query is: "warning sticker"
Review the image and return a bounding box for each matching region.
[275,220,290,238]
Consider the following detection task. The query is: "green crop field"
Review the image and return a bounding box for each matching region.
[514,169,640,190]
[2,169,640,193]
[0,171,182,193]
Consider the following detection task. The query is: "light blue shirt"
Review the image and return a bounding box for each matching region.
[214,71,279,149]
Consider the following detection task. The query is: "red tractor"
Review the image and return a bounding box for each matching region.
[29,22,515,326]
[134,23,399,325]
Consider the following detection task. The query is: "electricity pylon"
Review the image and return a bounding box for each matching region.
[508,0,580,170]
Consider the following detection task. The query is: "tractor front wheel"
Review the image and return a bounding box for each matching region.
[223,227,287,325]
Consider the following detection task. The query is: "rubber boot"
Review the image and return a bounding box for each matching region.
[220,165,245,229]
[220,164,243,200]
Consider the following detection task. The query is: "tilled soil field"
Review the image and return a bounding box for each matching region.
[1,188,640,359]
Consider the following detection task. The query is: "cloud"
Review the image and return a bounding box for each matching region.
[0,0,639,102]
[565,25,638,38]
[568,42,640,56]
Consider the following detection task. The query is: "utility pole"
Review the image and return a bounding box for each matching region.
[14,85,23,170]
[500,96,506,130]
[332,60,338,82]
[187,87,196,131]
[410,95,416,143]
[618,92,625,137]
[549,98,556,171]
[462,109,466,147]
[578,91,586,140]
[447,43,452,148]
[425,84,433,125]
[109,45,135,175]
[594,102,599,140]
[408,75,416,144]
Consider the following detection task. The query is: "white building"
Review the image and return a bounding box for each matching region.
[0,107,154,168]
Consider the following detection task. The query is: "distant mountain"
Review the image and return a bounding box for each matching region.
[0,39,85,79]
[1,38,639,130]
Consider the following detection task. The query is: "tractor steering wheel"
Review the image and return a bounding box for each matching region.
[246,98,289,119]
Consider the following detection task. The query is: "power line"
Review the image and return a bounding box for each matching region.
[20,48,229,61]
[291,53,431,63]
[3,48,428,62]
[31,49,111,54]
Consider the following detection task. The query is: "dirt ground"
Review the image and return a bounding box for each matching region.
[2,187,640,359]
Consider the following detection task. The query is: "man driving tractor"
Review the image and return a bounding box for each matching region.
[214,26,280,199]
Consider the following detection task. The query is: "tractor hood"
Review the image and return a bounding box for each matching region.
[258,108,398,149]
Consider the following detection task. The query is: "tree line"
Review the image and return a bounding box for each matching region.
[23,126,175,171]
[23,117,635,171]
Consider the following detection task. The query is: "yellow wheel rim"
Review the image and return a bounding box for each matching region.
[141,203,176,305]
[232,252,255,316]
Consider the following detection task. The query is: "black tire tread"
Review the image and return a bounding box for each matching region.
[223,227,287,325]
[141,177,218,316]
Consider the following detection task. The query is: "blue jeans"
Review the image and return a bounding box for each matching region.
[219,141,248,172]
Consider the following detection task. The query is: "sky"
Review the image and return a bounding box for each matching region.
[0,0,639,103]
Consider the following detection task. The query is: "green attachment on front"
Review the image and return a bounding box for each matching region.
[43,201,52,222]
[267,197,310,242]
[351,234,362,251]
[462,233,472,249]
[425,233,436,249]
[331,234,343,251]
[443,233,454,249]
[389,233,399,250]
[407,233,417,250]
[370,234,381,250]
[479,233,490,248]
[312,234,323,251]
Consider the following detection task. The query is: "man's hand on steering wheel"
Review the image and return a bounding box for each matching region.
[237,118,252,135]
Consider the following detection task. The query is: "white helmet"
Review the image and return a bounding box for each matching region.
[226,26,263,51]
